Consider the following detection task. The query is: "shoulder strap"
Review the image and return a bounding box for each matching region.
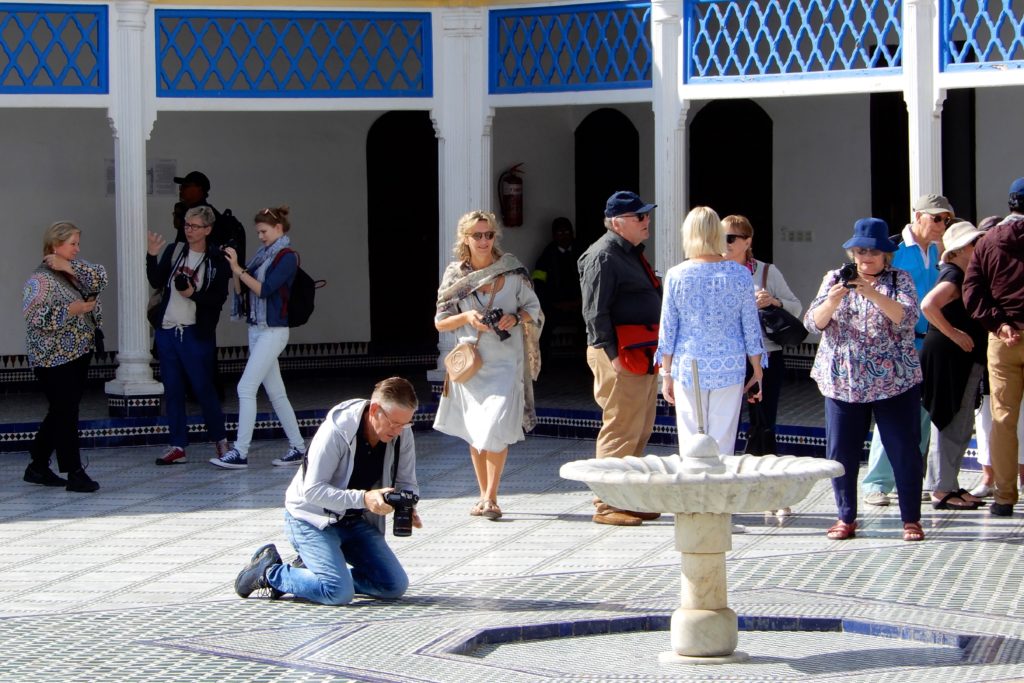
[270,248,298,317]
[760,262,770,289]
[390,435,401,485]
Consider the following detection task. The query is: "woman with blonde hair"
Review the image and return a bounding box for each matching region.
[658,206,765,456]
[433,210,543,520]
[22,221,108,492]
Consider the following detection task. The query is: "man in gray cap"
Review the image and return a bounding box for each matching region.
[964,177,1024,516]
[577,191,662,526]
[862,193,955,507]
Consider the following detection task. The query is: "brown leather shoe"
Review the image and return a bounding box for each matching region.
[628,510,661,521]
[593,510,643,526]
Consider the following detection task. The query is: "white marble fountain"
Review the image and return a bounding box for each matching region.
[560,431,844,664]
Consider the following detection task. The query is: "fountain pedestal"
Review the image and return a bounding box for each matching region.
[659,511,749,664]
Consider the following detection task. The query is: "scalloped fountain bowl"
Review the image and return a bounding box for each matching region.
[560,433,844,665]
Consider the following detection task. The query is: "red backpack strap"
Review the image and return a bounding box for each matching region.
[270,248,298,317]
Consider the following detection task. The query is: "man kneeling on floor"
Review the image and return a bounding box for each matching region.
[235,376,421,604]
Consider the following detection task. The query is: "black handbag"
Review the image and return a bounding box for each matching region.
[757,264,807,347]
[744,399,777,456]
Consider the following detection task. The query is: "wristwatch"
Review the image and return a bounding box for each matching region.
[513,312,522,326]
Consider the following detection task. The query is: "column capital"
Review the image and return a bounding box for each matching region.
[114,0,149,29]
[440,8,485,35]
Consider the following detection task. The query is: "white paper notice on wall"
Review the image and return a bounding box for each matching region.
[106,159,178,197]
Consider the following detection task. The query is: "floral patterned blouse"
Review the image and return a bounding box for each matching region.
[804,267,921,403]
[657,260,765,390]
[22,259,108,368]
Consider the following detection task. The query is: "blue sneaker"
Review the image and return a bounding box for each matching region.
[210,448,248,469]
[272,446,305,467]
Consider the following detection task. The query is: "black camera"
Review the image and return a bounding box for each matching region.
[383,489,419,537]
[173,273,192,292]
[838,262,859,289]
[220,238,239,253]
[481,308,511,341]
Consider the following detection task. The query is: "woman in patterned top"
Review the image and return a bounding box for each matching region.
[658,206,765,457]
[22,221,108,492]
[805,218,924,541]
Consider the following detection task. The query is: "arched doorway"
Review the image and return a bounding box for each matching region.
[690,100,774,263]
[575,108,640,249]
[366,111,439,353]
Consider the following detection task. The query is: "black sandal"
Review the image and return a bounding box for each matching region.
[931,491,981,510]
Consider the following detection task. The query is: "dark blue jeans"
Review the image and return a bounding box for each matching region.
[269,511,408,605]
[825,385,923,524]
[155,326,226,448]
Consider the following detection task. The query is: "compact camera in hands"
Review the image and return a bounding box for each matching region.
[481,308,511,341]
[173,273,193,292]
[383,489,419,537]
[838,262,859,289]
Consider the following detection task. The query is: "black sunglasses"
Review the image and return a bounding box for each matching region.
[725,234,748,244]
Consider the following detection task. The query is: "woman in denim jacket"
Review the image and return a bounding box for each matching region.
[212,206,306,469]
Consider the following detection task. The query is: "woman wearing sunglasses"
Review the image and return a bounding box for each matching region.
[805,218,925,542]
[212,205,307,470]
[434,210,543,520]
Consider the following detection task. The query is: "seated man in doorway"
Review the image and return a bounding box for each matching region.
[234,377,422,605]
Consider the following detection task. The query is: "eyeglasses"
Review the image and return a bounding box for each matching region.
[853,247,883,256]
[378,405,414,430]
[924,213,953,226]
[617,212,649,221]
[725,234,748,244]
[183,222,209,231]
[470,231,496,241]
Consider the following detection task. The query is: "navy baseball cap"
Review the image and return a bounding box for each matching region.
[604,191,656,218]
[173,170,211,192]
[1010,177,1024,196]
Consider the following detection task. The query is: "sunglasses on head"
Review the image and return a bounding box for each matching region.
[470,231,496,241]
[725,234,748,244]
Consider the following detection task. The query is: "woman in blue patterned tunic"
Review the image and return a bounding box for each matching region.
[22,221,108,492]
[658,206,765,456]
[804,218,924,541]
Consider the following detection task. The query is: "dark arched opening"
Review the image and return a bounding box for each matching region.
[366,111,439,353]
[575,108,640,249]
[690,99,774,262]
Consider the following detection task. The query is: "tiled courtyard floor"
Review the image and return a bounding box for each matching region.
[2,432,1024,682]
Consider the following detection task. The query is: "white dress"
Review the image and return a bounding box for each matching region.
[434,273,542,452]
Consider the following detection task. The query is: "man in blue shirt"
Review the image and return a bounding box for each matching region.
[862,194,954,506]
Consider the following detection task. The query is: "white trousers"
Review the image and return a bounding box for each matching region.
[234,324,304,456]
[974,394,1024,466]
[672,379,743,456]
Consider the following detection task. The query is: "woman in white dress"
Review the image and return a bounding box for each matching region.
[434,211,543,520]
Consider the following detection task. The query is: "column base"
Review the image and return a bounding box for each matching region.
[658,650,749,665]
[105,378,163,417]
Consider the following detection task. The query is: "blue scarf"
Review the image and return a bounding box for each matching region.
[231,234,291,325]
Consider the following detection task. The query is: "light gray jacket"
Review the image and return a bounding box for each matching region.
[752,259,802,353]
[285,399,418,534]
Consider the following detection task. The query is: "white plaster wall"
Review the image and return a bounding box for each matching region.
[0,109,118,358]
[975,86,1024,217]
[491,103,655,271]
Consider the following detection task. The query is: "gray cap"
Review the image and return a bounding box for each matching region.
[912,193,954,215]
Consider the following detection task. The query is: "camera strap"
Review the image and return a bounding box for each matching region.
[470,283,499,345]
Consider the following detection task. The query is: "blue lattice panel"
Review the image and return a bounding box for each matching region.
[0,3,107,94]
[941,0,1024,71]
[489,2,652,94]
[686,0,902,83]
[155,9,432,98]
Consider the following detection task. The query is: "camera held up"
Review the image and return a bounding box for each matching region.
[383,489,419,537]
[174,273,193,292]
[838,262,859,289]
[481,308,511,341]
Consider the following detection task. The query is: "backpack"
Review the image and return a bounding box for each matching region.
[214,209,248,265]
[271,248,325,327]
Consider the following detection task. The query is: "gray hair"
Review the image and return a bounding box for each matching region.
[185,206,215,227]
[371,376,419,412]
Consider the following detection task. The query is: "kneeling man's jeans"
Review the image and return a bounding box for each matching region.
[267,511,408,605]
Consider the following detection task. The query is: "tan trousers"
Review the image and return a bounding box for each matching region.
[586,346,659,459]
[988,334,1024,505]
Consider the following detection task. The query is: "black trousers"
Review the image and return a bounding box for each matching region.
[30,353,91,473]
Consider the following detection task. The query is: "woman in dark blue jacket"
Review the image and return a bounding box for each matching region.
[212,205,306,469]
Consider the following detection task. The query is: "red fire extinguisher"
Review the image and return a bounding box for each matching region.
[498,163,524,227]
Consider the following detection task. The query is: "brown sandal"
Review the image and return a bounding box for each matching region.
[902,521,925,542]
[826,520,857,540]
[481,500,502,520]
[470,500,486,516]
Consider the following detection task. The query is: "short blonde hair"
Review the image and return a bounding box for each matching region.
[682,206,724,258]
[721,214,754,260]
[42,221,81,256]
[452,210,503,262]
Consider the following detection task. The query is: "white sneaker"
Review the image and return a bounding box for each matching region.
[970,483,993,498]
[864,491,890,506]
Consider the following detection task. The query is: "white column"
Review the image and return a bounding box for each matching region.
[903,0,945,199]
[429,8,492,381]
[650,0,687,273]
[105,0,163,407]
